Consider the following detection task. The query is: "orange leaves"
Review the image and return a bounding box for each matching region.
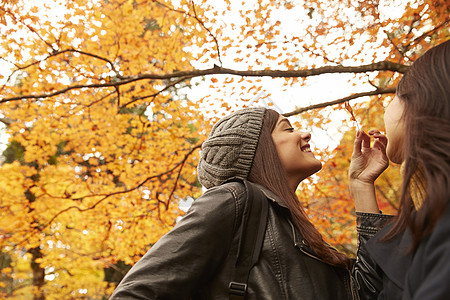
[284,2,294,9]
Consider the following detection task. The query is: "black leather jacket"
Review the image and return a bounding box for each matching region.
[110,182,391,300]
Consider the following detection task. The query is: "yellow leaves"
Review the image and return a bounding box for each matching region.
[0,162,35,243]
[0,162,28,196]
[1,87,204,299]
[123,0,134,15]
[37,165,76,195]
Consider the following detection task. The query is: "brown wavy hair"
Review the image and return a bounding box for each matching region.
[384,40,450,251]
[248,108,352,269]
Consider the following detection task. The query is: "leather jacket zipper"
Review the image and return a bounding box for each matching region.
[288,219,327,264]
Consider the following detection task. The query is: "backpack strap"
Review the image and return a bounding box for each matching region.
[227,179,269,300]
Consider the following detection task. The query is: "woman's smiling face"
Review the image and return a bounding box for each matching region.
[271,115,322,189]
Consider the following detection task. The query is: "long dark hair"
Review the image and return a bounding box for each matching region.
[384,40,450,251]
[248,109,352,268]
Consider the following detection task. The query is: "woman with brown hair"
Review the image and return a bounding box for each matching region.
[110,106,385,299]
[350,40,450,299]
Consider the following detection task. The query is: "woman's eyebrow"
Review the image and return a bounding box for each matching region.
[278,118,292,127]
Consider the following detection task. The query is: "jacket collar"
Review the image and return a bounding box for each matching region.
[252,182,289,209]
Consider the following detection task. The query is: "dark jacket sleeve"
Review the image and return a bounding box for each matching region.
[109,184,244,300]
[353,212,394,300]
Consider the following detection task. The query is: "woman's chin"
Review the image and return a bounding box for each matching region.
[312,158,323,172]
[312,162,323,174]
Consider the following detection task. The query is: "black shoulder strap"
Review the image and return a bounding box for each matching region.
[227,179,269,300]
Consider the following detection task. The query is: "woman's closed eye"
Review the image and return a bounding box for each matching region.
[285,127,295,132]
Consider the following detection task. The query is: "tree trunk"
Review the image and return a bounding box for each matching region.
[29,247,45,300]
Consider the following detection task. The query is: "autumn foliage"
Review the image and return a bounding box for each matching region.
[0,0,448,298]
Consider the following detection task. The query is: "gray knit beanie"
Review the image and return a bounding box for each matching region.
[197,107,266,189]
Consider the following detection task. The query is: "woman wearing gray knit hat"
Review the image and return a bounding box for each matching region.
[111,107,388,300]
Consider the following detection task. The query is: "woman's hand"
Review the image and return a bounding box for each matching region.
[349,129,389,184]
[349,129,389,213]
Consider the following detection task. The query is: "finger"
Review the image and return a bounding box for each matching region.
[372,133,388,146]
[368,129,388,146]
[352,130,363,155]
[373,138,387,155]
[361,130,371,149]
[367,129,380,135]
[368,129,382,135]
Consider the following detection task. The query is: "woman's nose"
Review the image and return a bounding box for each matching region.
[300,131,311,142]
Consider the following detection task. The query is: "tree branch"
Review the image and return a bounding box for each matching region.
[189,0,223,66]
[0,61,407,103]
[37,144,201,235]
[283,87,396,117]
[0,7,55,52]
[407,17,450,49]
[119,76,192,109]
[0,117,13,126]
[6,48,120,75]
